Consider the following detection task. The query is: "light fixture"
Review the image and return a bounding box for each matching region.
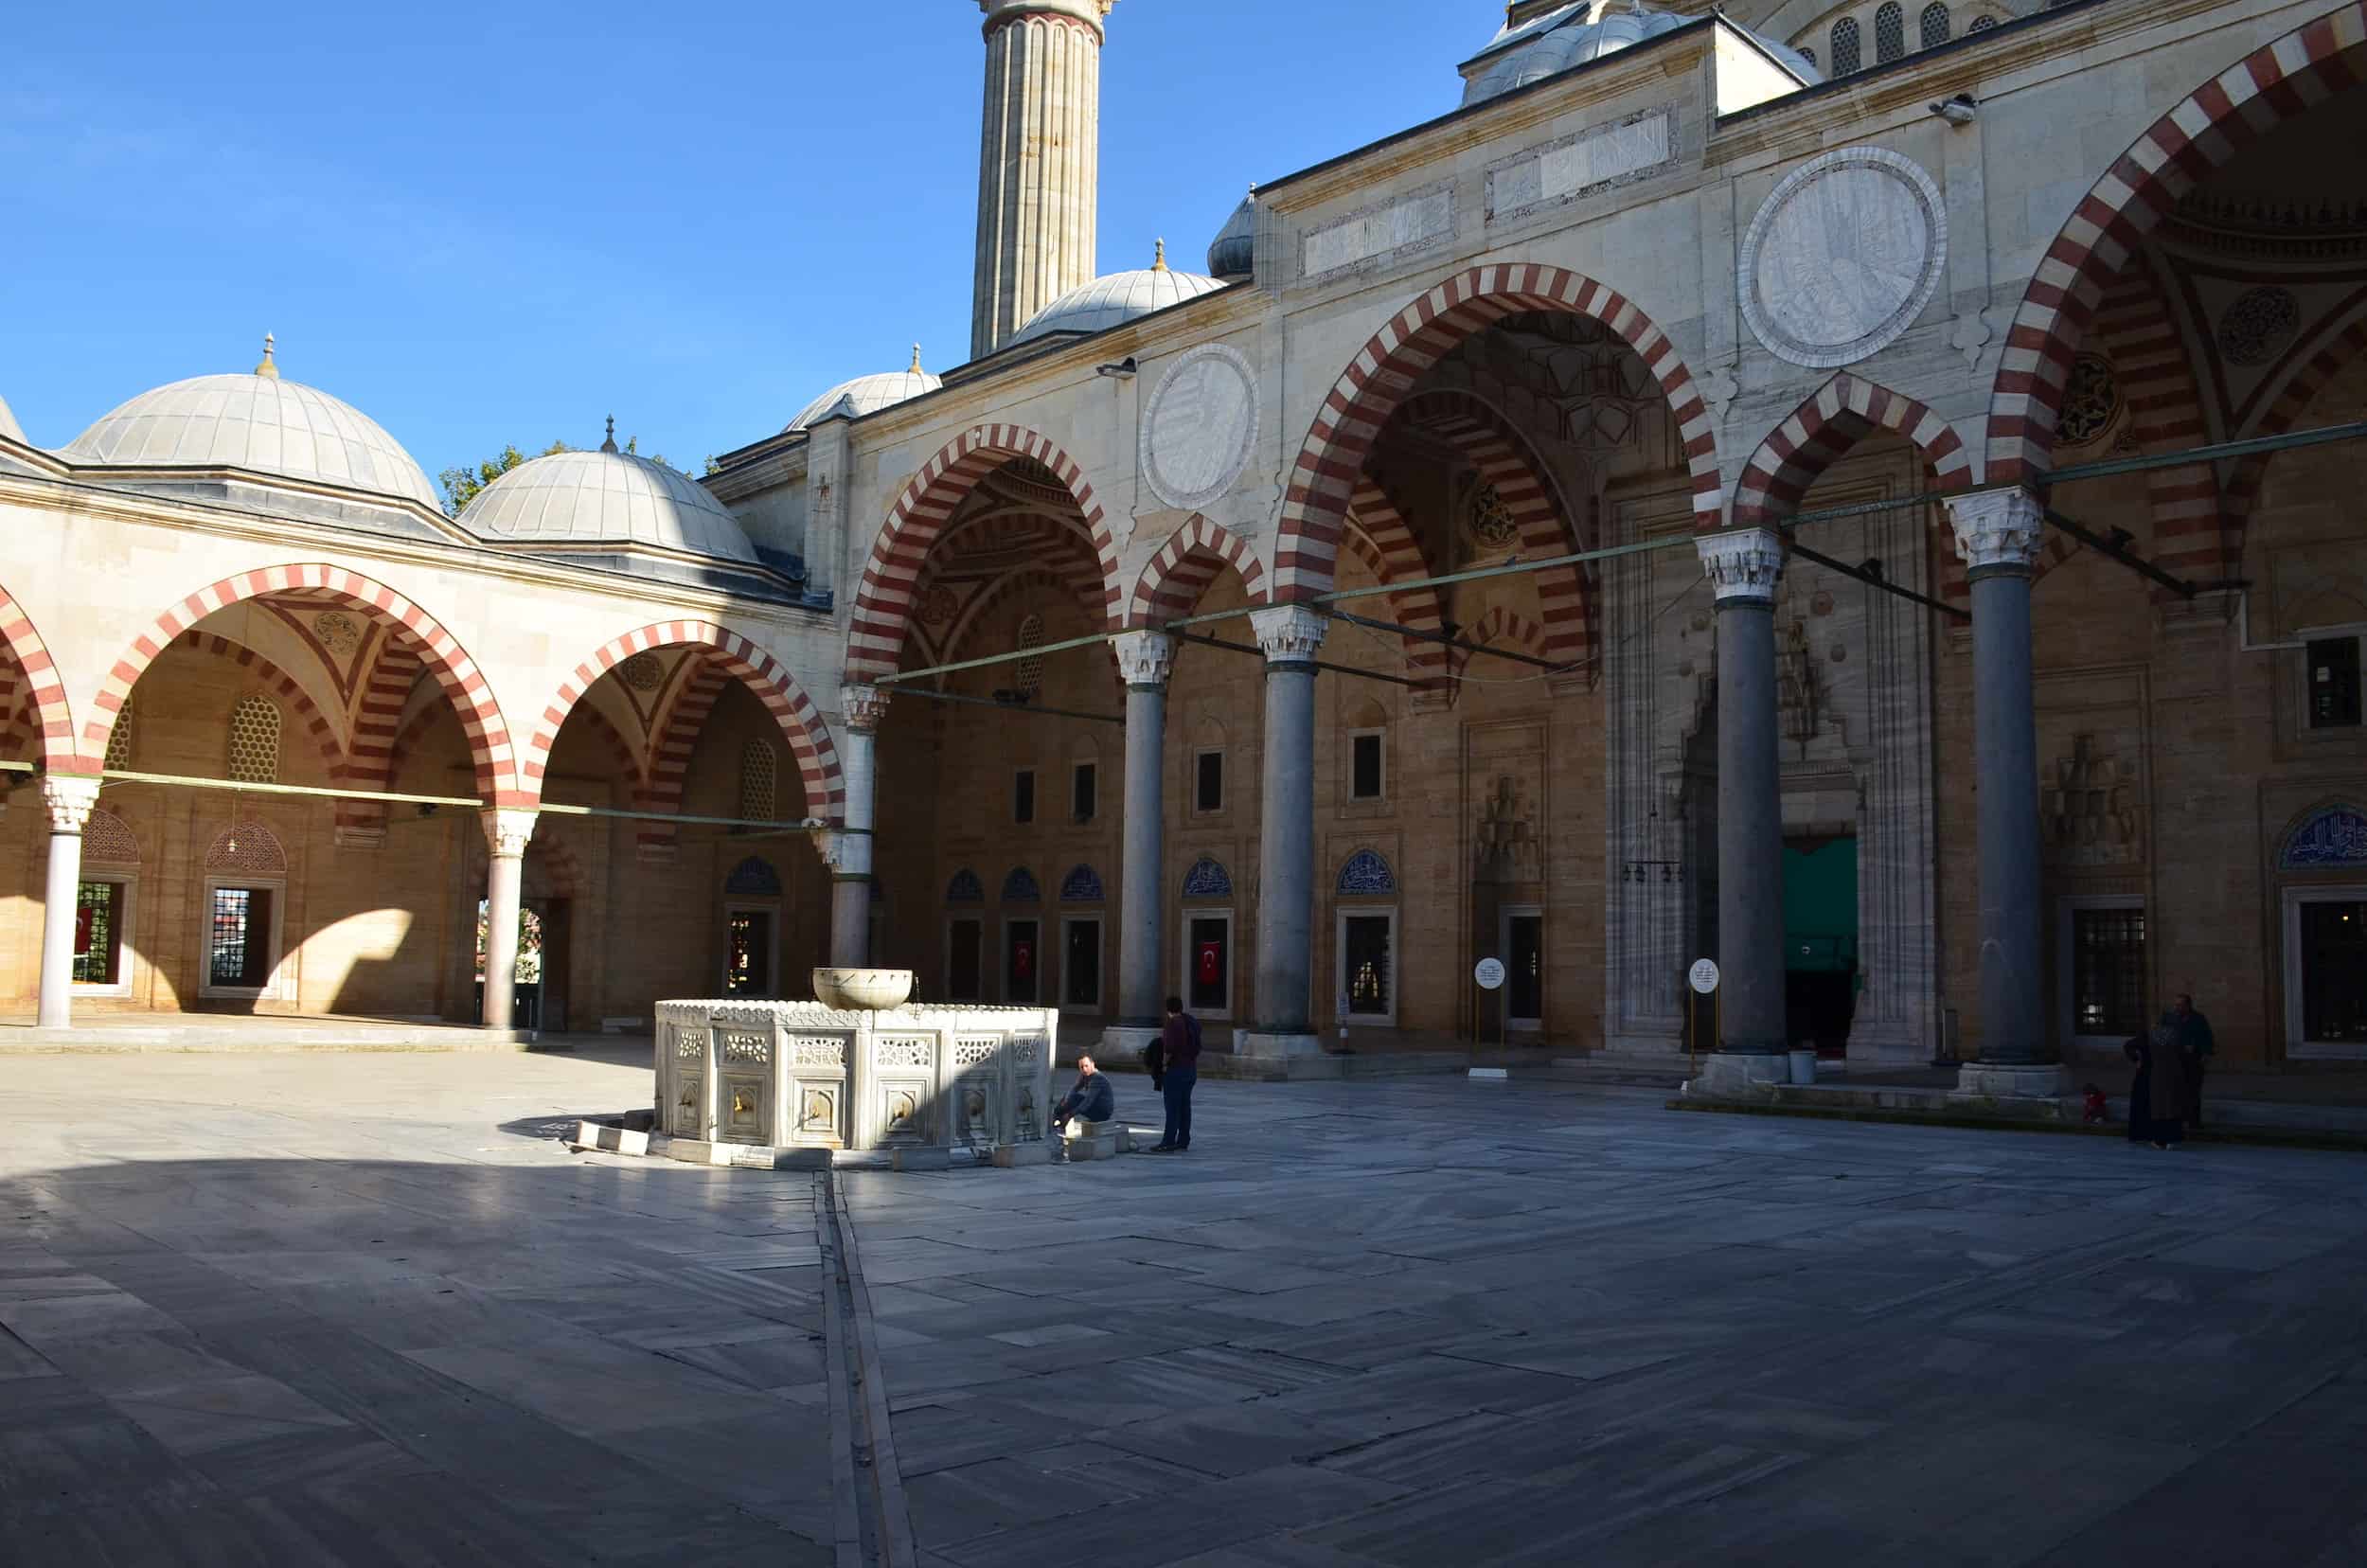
[1096,357,1138,379]
[1930,93,1978,126]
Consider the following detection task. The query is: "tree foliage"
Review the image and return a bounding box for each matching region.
[439,436,695,515]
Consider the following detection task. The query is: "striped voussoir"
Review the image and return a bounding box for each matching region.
[850,425,1121,682]
[637,660,727,856]
[0,588,78,772]
[2091,259,2224,589]
[1454,606,1546,679]
[83,566,517,801]
[336,640,425,839]
[943,567,1106,676]
[1125,516,1270,626]
[2221,314,2367,573]
[1395,387,1597,673]
[1343,482,1449,688]
[1278,263,1721,597]
[525,621,844,822]
[1986,2,2367,483]
[1732,374,1972,527]
[175,633,346,784]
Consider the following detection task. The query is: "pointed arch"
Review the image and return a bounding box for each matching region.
[942,567,1104,669]
[337,639,425,840]
[174,633,347,784]
[1126,516,1271,624]
[636,659,731,856]
[1279,262,1721,598]
[850,424,1121,680]
[1395,387,1597,672]
[1984,4,2367,482]
[526,621,843,820]
[0,585,77,773]
[1732,373,1974,527]
[1452,606,1547,680]
[2225,315,2367,566]
[85,564,516,799]
[1343,483,1450,688]
[2091,255,2223,581]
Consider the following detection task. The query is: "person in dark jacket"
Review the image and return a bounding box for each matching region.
[1147,996,1201,1153]
[2162,993,2215,1129]
[2125,1023,2186,1149]
[1050,1055,1115,1131]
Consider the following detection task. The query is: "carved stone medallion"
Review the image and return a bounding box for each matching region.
[1141,344,1258,511]
[1740,147,1948,369]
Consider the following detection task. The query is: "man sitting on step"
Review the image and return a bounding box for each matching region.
[1049,1054,1115,1136]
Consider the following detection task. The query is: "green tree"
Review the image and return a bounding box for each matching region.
[440,440,571,515]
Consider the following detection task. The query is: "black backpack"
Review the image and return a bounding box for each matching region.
[1141,1036,1165,1089]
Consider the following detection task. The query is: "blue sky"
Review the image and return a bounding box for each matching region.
[0,2,1484,487]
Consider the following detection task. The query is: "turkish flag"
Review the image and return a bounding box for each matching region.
[75,904,94,955]
[1198,942,1221,985]
[1013,940,1033,980]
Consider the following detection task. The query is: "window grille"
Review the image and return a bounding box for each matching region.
[1015,614,1044,694]
[1876,3,1905,62]
[2071,907,2146,1039]
[1798,45,1816,68]
[1968,13,1996,30]
[739,739,777,821]
[227,695,281,784]
[1830,16,1861,74]
[104,698,135,770]
[1920,3,1949,45]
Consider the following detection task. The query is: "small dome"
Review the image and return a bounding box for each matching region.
[62,338,436,508]
[1011,242,1226,345]
[1463,2,1817,107]
[0,392,23,445]
[460,435,757,563]
[787,347,942,433]
[1207,188,1257,281]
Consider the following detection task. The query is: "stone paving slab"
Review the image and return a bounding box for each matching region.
[4,1049,2367,1565]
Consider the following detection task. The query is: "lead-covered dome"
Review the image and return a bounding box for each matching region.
[0,392,23,445]
[1207,188,1257,281]
[1463,1,1817,106]
[1011,242,1226,345]
[459,432,757,563]
[61,338,437,508]
[787,347,942,433]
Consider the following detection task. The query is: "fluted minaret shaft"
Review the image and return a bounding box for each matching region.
[973,0,1111,359]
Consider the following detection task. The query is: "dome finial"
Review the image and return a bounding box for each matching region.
[600,415,618,454]
[254,332,279,381]
[910,343,924,374]
[1153,238,1167,272]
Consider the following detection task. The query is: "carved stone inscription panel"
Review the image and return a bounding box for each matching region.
[1740,148,1947,368]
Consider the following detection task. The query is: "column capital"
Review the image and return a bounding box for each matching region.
[1947,488,2045,575]
[37,775,101,835]
[1249,604,1328,665]
[809,825,872,880]
[479,807,538,860]
[1112,630,1174,687]
[840,683,890,734]
[980,0,1112,38]
[1696,528,1786,605]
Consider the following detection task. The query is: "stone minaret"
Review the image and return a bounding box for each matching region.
[971,0,1113,359]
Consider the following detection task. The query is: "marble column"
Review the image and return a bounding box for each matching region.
[1946,489,2060,1096]
[821,684,888,969]
[1241,605,1326,1058]
[1696,529,1789,1090]
[480,808,537,1031]
[1105,632,1173,1058]
[34,775,102,1030]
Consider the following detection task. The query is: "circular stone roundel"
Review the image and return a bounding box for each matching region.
[1739,146,1949,370]
[1141,343,1258,511]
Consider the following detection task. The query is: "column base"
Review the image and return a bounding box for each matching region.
[1949,1061,2067,1101]
[1095,1025,1161,1066]
[1237,1031,1324,1060]
[1692,1051,1790,1096]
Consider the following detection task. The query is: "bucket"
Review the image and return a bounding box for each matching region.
[1788,1048,1818,1085]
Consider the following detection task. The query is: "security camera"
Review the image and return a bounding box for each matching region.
[1931,94,1978,126]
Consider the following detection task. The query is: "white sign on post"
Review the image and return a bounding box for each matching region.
[1688,958,1720,994]
[1473,957,1506,990]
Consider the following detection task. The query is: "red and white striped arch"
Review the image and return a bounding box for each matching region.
[1394,388,1596,673]
[2223,314,2367,567]
[1985,3,2367,482]
[525,621,843,820]
[635,660,729,855]
[943,567,1108,671]
[82,565,516,799]
[849,425,1121,682]
[336,639,425,839]
[1732,374,1974,526]
[0,586,74,773]
[1278,263,1721,597]
[1453,605,1547,679]
[173,633,347,782]
[2088,258,2224,584]
[1344,483,1450,689]
[1125,515,1270,626]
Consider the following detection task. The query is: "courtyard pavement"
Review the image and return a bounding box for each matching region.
[4,1046,2365,1566]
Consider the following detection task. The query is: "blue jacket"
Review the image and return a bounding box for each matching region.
[1054,1070,1114,1125]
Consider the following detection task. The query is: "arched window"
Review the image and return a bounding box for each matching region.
[1919,3,1949,46]
[739,738,777,822]
[1829,16,1861,74]
[104,697,135,771]
[1015,614,1044,695]
[1798,45,1816,69]
[1968,13,1997,31]
[1876,2,1905,62]
[227,695,280,784]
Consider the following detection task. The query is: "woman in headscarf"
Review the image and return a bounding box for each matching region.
[2124,1022,2187,1149]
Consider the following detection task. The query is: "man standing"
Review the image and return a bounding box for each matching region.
[2164,992,2215,1130]
[1148,995,1200,1153]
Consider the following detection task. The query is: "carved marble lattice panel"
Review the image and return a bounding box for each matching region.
[721,1031,772,1065]
[874,1037,934,1070]
[674,1025,703,1060]
[954,1038,1001,1067]
[1011,1037,1042,1067]
[792,1036,848,1068]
